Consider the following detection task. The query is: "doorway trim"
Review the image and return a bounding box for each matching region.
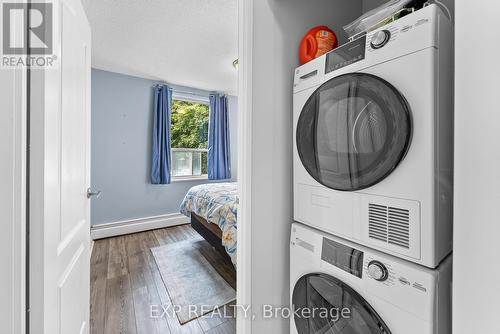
[236,0,253,333]
[0,27,28,334]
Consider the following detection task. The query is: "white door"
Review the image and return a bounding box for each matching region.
[30,0,91,333]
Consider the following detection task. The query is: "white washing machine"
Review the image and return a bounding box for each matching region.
[293,5,453,268]
[290,222,452,334]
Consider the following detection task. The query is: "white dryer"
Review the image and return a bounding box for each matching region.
[293,5,453,268]
[290,222,452,334]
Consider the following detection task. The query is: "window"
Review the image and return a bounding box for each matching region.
[171,99,209,178]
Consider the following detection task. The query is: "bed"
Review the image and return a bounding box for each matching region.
[180,182,238,265]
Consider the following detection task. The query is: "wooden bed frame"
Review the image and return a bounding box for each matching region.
[190,213,232,263]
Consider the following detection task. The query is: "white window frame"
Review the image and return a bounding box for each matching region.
[171,147,208,181]
[170,94,210,181]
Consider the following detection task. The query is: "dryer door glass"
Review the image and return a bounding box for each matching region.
[296,73,411,191]
[292,273,391,334]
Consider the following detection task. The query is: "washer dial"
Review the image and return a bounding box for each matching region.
[368,260,389,281]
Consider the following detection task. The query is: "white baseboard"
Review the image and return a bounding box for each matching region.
[91,213,189,240]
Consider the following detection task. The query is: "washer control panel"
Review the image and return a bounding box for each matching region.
[364,256,429,294]
[321,237,364,278]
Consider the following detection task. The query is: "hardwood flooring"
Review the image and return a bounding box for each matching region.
[90,224,236,334]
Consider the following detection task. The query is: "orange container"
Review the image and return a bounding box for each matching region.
[299,26,338,65]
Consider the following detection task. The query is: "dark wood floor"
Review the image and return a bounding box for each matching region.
[90,224,236,334]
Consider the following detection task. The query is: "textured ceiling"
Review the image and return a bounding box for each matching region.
[82,0,238,94]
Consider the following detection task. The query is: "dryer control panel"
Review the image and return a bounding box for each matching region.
[325,35,366,74]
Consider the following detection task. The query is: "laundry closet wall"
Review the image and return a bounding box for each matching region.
[453,1,500,333]
[246,1,362,333]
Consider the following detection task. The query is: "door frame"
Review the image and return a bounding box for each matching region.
[0,4,28,331]
[237,0,253,333]
[0,55,28,334]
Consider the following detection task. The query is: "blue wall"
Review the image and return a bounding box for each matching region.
[91,69,238,225]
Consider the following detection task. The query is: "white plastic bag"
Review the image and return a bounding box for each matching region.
[343,0,413,38]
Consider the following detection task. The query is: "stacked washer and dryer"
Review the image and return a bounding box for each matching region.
[291,5,453,334]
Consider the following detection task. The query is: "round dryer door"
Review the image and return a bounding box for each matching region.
[296,73,412,191]
[292,273,391,334]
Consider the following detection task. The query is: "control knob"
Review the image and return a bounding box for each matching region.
[370,30,391,49]
[368,260,388,281]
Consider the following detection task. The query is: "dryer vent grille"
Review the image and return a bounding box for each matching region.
[368,204,410,249]
[368,204,388,242]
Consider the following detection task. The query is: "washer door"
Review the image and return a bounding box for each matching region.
[292,273,391,334]
[296,73,412,191]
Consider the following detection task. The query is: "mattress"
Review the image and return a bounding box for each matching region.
[180,182,238,264]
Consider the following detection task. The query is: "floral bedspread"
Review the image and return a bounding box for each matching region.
[180,182,238,265]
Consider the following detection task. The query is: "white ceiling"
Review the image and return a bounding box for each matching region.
[81,0,238,95]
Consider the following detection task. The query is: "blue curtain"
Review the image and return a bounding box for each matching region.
[151,85,173,184]
[208,94,231,180]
